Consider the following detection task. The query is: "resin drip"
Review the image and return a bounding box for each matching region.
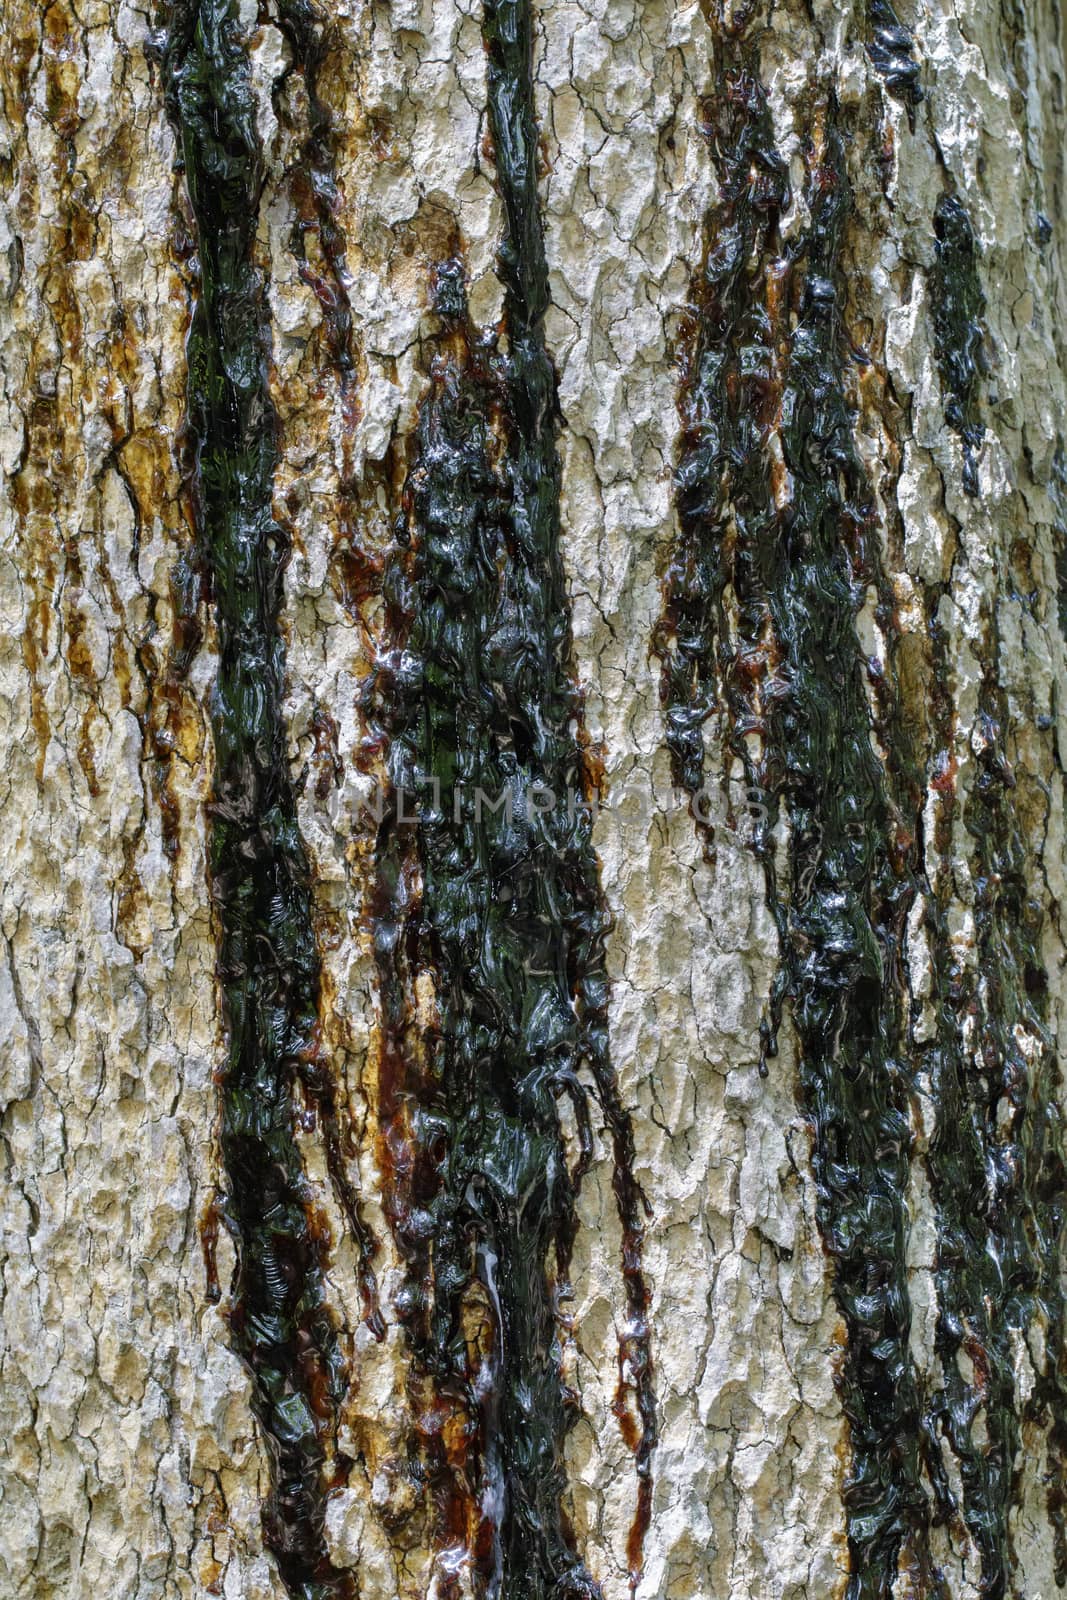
[931,194,985,496]
[923,618,1067,1593]
[657,36,938,1592]
[367,265,650,1599]
[163,4,354,1593]
[365,0,654,1584]
[479,12,655,1584]
[867,0,923,125]
[274,0,381,1337]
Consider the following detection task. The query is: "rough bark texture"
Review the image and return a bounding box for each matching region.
[2,0,1067,1596]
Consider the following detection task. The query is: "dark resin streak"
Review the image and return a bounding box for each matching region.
[742,116,935,1600]
[369,280,598,1596]
[657,47,937,1593]
[931,194,985,497]
[867,0,923,126]
[476,22,655,1582]
[275,0,359,407]
[162,5,355,1594]
[655,33,790,811]
[480,10,656,1560]
[369,283,649,1596]
[273,0,382,1339]
[923,598,1067,1592]
[968,650,1067,1593]
[1052,442,1067,644]
[365,0,654,1590]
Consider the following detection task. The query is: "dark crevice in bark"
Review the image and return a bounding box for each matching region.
[931,194,986,497]
[656,19,940,1589]
[161,4,355,1595]
[363,1,654,1591]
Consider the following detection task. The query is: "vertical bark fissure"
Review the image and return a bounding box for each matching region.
[162,5,355,1594]
[657,16,939,1589]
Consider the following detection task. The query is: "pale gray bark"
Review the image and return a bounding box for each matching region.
[2,0,1066,1595]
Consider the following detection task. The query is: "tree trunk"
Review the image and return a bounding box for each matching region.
[2,0,1066,1596]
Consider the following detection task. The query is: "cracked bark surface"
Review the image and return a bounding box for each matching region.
[1,0,1067,1596]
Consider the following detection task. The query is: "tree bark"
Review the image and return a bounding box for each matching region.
[1,0,1066,1596]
